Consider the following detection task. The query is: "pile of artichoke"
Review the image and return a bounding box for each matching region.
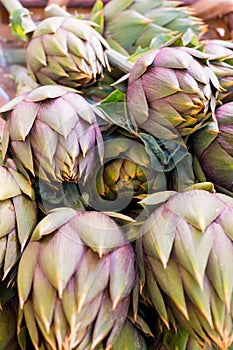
[0,0,232,349]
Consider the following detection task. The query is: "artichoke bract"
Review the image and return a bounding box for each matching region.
[126,46,220,138]
[203,39,233,103]
[0,160,36,281]
[104,0,206,54]
[0,85,105,184]
[192,102,233,196]
[140,190,233,349]
[0,303,18,350]
[17,209,136,350]
[26,16,110,89]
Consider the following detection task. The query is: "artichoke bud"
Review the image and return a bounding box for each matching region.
[127,46,221,137]
[17,210,136,349]
[26,16,110,89]
[0,85,105,185]
[141,189,233,349]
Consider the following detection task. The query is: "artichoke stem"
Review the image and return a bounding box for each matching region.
[106,48,134,73]
[9,64,38,94]
[0,0,22,13]
[45,4,71,18]
[0,48,26,65]
[0,0,36,40]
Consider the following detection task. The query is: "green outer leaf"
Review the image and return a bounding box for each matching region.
[207,222,233,312]
[9,168,34,199]
[3,229,20,279]
[145,265,169,328]
[179,266,213,328]
[142,205,176,267]
[10,101,38,141]
[25,85,69,102]
[74,293,103,331]
[112,318,147,349]
[38,223,85,298]
[92,293,129,349]
[0,94,25,113]
[162,325,189,350]
[0,306,17,349]
[17,241,40,308]
[91,292,117,349]
[216,204,233,240]
[38,96,77,138]
[0,166,21,200]
[209,284,226,339]
[13,195,36,249]
[11,138,35,176]
[24,300,40,349]
[32,264,56,333]
[173,222,214,289]
[192,123,218,158]
[147,256,188,320]
[167,190,224,232]
[104,0,135,20]
[26,37,47,71]
[109,244,135,308]
[31,208,76,241]
[70,211,127,256]
[0,200,15,238]
[61,277,76,328]
[75,251,110,311]
[54,299,69,349]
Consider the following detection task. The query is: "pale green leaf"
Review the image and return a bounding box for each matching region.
[142,205,177,267]
[109,244,135,308]
[17,241,40,308]
[32,265,56,332]
[13,195,36,249]
[0,166,21,200]
[70,211,127,256]
[75,250,110,311]
[39,223,85,297]
[147,256,188,320]
[0,200,15,238]
[31,208,76,241]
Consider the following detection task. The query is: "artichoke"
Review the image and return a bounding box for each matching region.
[192,102,233,197]
[0,85,105,185]
[126,46,221,137]
[17,208,136,349]
[103,0,206,55]
[203,39,233,103]
[140,189,233,349]
[84,134,167,213]
[26,16,110,89]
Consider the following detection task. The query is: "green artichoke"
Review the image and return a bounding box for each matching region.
[85,135,167,213]
[103,0,206,55]
[126,46,220,137]
[192,102,233,197]
[26,16,110,88]
[140,189,233,349]
[17,208,136,350]
[0,85,105,185]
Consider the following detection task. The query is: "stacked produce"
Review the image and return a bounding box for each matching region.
[0,0,232,349]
